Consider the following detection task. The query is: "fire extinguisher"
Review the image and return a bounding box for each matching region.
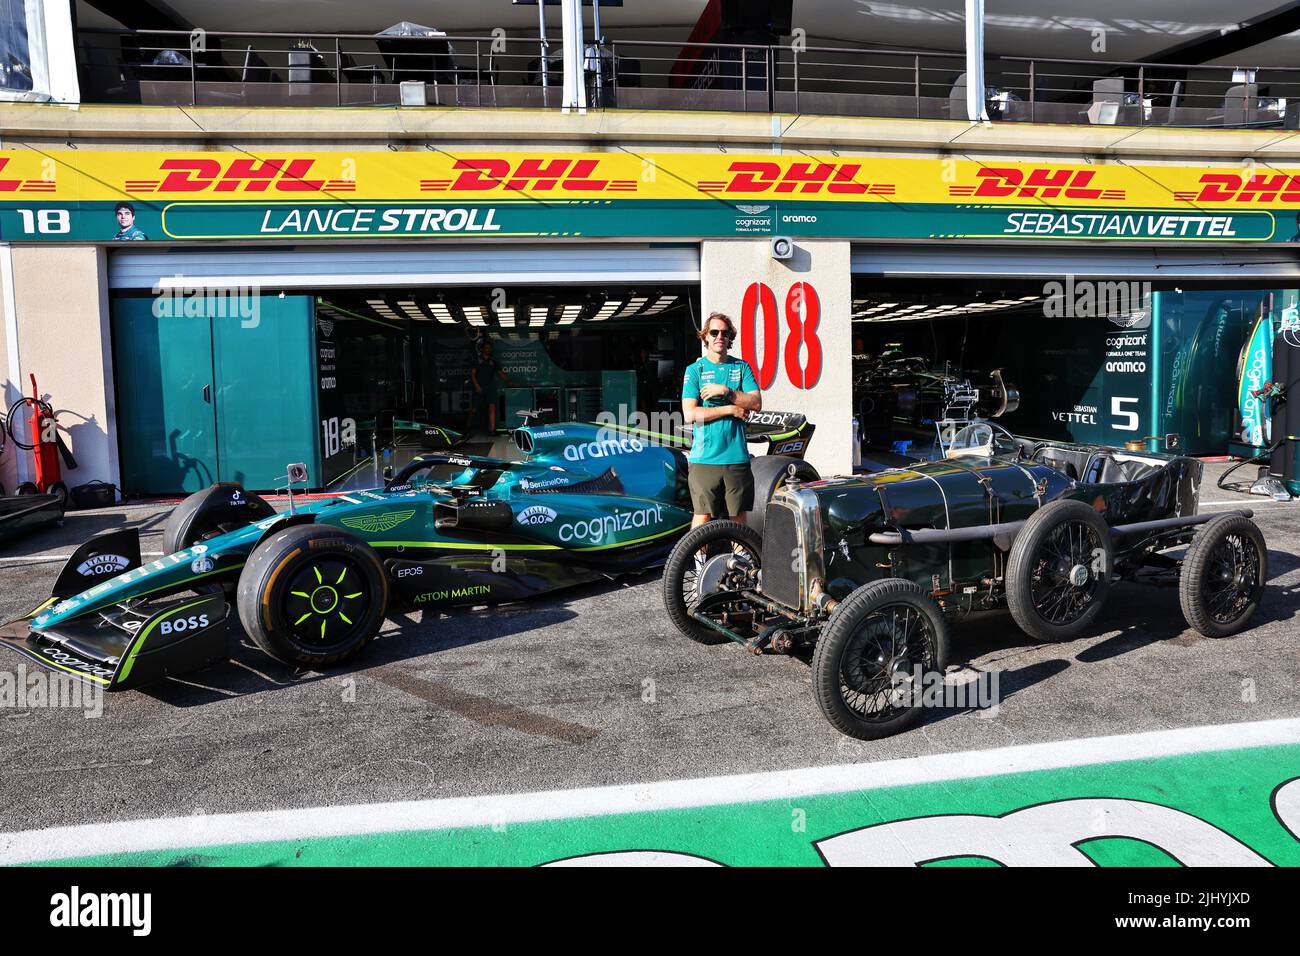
[6,373,76,504]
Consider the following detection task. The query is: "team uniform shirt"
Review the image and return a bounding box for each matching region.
[681,355,758,464]
[113,226,148,241]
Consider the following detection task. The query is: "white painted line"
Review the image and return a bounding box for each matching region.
[1200,498,1294,508]
[1,717,1297,865]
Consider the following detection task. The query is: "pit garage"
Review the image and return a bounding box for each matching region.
[848,245,1300,463]
[104,243,701,495]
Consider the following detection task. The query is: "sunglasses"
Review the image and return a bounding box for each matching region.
[707,329,734,340]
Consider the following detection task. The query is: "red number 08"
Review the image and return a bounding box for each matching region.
[740,280,822,390]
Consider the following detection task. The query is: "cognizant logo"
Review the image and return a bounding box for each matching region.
[562,437,644,462]
[559,504,663,544]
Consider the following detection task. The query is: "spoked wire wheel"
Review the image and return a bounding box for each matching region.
[837,603,939,722]
[1027,520,1104,627]
[662,520,763,645]
[811,579,950,741]
[1179,514,1267,638]
[1007,500,1113,641]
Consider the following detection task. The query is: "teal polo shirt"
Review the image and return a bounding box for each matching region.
[682,355,758,465]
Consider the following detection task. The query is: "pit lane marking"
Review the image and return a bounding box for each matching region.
[1,717,1297,865]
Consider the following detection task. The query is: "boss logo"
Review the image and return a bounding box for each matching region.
[159,614,210,636]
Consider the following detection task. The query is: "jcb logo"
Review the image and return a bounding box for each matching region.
[433,158,636,193]
[1181,173,1300,203]
[160,613,210,636]
[954,167,1120,200]
[154,158,327,192]
[709,161,882,195]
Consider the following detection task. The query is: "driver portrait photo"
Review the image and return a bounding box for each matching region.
[112,201,147,241]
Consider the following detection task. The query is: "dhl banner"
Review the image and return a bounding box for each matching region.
[1,149,1298,243]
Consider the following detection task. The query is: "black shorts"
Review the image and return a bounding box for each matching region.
[688,462,755,517]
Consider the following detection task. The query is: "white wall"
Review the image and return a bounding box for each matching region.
[700,239,853,477]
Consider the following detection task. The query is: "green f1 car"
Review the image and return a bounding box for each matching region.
[0,413,817,692]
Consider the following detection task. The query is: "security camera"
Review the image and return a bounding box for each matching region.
[771,236,794,260]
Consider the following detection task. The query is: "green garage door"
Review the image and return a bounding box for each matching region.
[112,295,319,495]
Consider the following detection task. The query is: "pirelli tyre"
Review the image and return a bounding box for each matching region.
[749,455,820,536]
[1006,499,1113,642]
[163,482,275,554]
[237,524,389,667]
[811,578,950,740]
[662,519,763,645]
[1179,514,1267,638]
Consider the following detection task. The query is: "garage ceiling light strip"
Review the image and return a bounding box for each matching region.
[530,306,549,328]
[396,300,429,322]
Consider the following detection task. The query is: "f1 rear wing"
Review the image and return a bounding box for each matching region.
[742,410,815,459]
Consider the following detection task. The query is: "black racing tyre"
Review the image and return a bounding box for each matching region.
[1007,499,1113,642]
[15,482,38,495]
[810,578,950,741]
[237,523,389,668]
[1179,514,1267,638]
[163,483,275,554]
[662,519,763,645]
[749,455,819,535]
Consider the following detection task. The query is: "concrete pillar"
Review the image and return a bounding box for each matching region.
[700,239,853,477]
[3,245,119,493]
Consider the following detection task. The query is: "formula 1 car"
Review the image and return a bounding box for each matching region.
[664,419,1266,740]
[0,413,817,692]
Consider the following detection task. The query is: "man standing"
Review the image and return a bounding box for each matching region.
[470,340,511,434]
[681,312,762,528]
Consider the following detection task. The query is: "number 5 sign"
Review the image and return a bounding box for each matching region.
[739,280,823,390]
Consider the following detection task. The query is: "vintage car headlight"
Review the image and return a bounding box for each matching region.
[761,485,826,613]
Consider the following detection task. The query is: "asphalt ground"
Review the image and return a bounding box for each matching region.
[0,461,1297,834]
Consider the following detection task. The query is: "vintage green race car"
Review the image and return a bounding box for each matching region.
[664,420,1266,741]
[0,414,817,692]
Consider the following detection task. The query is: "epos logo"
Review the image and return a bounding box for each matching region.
[950,168,1126,201]
[131,158,353,193]
[159,613,210,636]
[1176,173,1300,203]
[426,158,637,193]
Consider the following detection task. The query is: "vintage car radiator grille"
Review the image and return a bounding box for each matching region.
[762,502,803,609]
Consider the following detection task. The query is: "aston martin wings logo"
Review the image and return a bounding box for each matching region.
[736,204,771,214]
[340,509,416,533]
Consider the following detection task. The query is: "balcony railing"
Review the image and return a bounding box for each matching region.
[74,28,1300,131]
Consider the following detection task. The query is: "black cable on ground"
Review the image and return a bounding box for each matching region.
[1217,438,1282,494]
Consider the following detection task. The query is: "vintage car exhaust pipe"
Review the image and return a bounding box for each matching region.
[867,508,1254,551]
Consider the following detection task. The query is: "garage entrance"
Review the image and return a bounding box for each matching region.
[107,243,702,495]
[849,244,1300,460]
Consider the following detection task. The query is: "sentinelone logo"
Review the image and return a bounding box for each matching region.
[50,886,151,936]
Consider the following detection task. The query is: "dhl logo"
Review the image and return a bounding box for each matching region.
[421,158,637,193]
[949,167,1125,201]
[125,158,355,193]
[1174,173,1300,204]
[698,161,892,195]
[0,157,57,193]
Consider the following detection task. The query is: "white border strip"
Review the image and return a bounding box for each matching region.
[3,717,1298,864]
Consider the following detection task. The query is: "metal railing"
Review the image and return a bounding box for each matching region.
[74,28,1300,130]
